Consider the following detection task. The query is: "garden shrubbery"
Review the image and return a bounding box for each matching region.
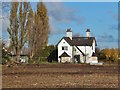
[28,45,58,64]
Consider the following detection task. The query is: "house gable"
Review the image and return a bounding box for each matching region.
[58,38,73,62]
[57,37,72,46]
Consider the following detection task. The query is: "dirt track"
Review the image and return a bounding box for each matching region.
[2,64,118,88]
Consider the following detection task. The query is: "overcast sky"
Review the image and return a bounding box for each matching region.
[2,2,118,49]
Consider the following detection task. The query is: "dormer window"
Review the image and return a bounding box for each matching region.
[62,46,68,50]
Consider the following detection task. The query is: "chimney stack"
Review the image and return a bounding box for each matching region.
[86,29,90,37]
[66,28,72,40]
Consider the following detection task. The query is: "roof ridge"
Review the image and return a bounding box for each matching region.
[57,37,97,46]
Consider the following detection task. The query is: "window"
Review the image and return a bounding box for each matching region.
[62,46,68,50]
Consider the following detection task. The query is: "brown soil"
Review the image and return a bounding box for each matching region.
[2,64,118,88]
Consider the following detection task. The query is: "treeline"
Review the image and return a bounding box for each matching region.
[96,48,120,62]
[7,2,49,62]
[2,41,57,64]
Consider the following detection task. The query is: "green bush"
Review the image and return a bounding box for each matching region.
[39,45,58,62]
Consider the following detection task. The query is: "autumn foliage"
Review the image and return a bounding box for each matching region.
[96,48,119,62]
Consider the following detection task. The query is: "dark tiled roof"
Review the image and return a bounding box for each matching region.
[72,37,97,46]
[64,37,73,45]
[59,52,70,57]
[57,36,97,46]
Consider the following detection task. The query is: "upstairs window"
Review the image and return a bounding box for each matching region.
[62,46,68,50]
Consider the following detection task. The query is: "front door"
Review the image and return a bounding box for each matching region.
[74,55,80,63]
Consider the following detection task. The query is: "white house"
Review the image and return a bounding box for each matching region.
[57,28,98,64]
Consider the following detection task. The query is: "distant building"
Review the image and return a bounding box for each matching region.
[57,28,98,64]
[9,47,29,63]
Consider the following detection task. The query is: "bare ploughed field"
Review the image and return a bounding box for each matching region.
[2,64,118,88]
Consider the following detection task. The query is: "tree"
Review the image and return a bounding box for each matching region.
[100,48,119,62]
[95,47,106,60]
[27,5,34,60]
[102,48,111,60]
[7,2,49,62]
[36,2,49,54]
[7,2,32,62]
[110,48,118,62]
[7,2,19,61]
[29,2,49,60]
[97,50,106,60]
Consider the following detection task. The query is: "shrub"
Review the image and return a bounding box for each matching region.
[39,45,58,62]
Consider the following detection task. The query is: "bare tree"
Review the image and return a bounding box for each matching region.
[7,2,32,62]
[29,2,49,60]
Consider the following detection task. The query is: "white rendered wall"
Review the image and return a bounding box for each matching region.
[61,57,71,63]
[92,40,95,53]
[77,46,93,56]
[73,46,84,63]
[77,46,93,63]
[86,32,90,37]
[58,39,72,62]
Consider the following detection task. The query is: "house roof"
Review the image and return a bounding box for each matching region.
[72,37,97,46]
[59,52,71,58]
[57,37,97,46]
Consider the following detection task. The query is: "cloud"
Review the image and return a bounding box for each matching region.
[46,2,86,35]
[97,33,118,42]
[46,3,73,23]
[48,16,66,35]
